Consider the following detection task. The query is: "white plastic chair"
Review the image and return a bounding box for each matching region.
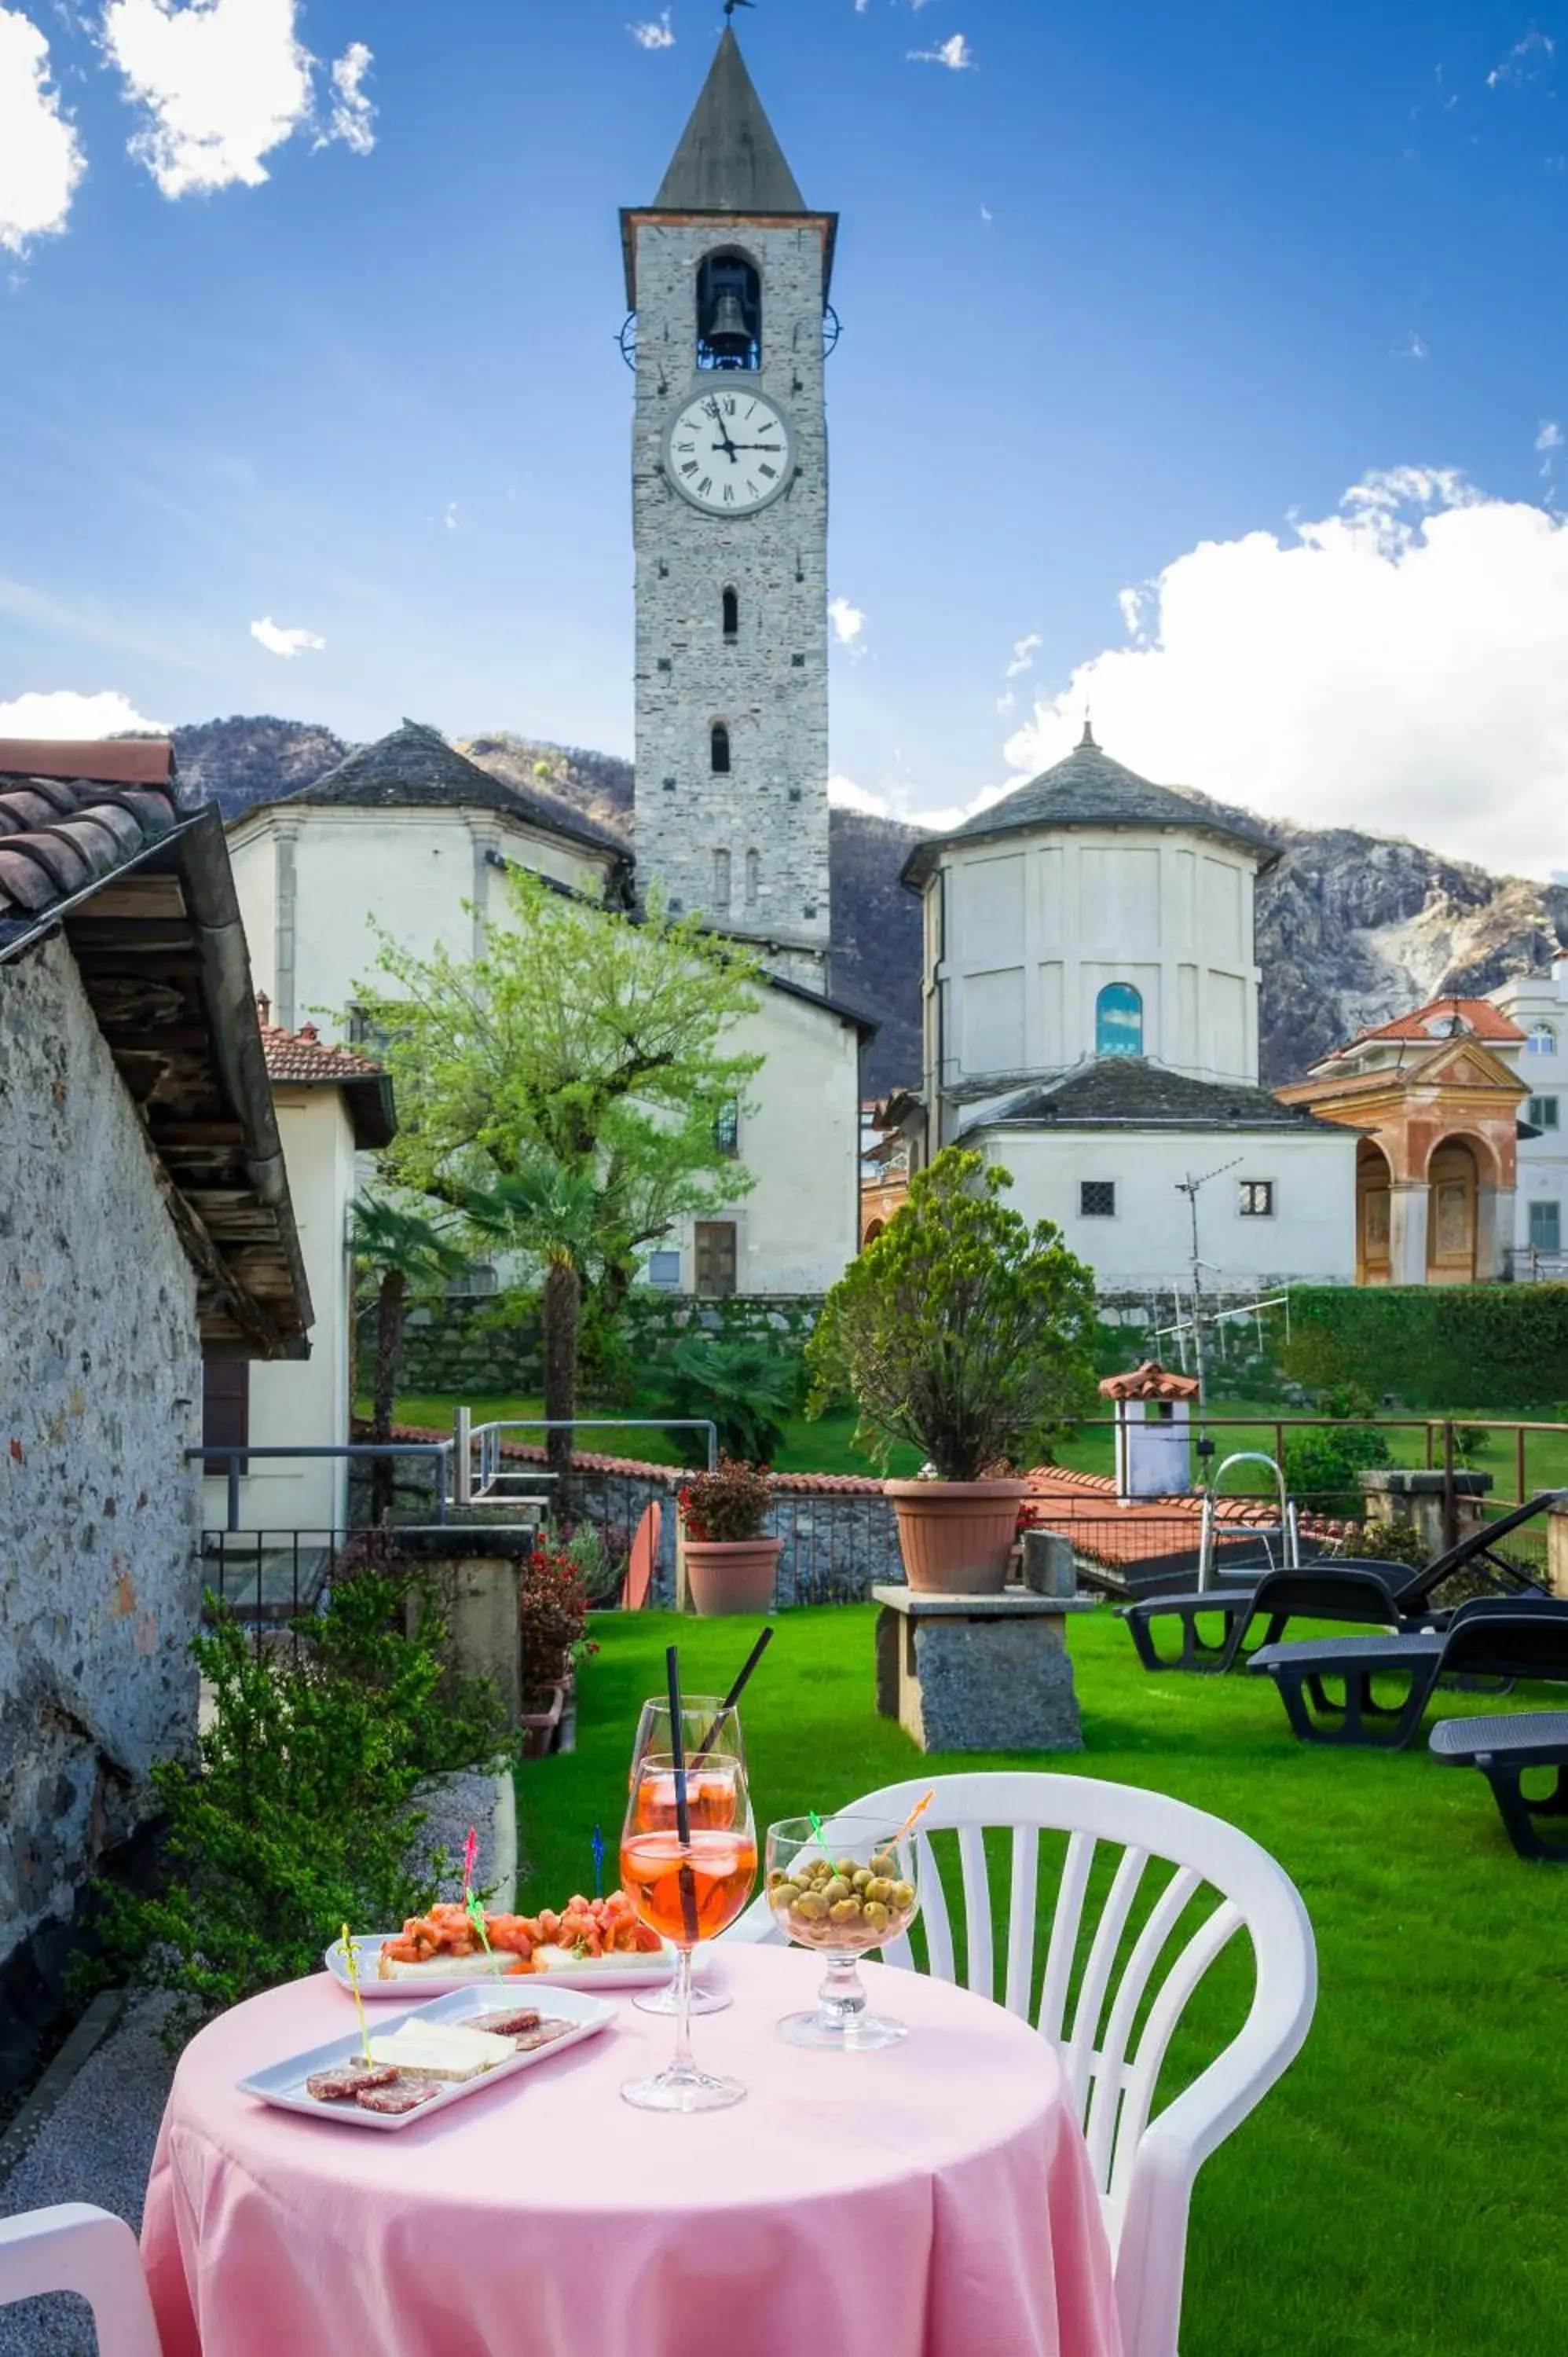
[731,1772,1316,2357]
[0,2203,163,2357]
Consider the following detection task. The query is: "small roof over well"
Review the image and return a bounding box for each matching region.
[1099,1362,1201,1403]
[901,724,1280,889]
[0,739,312,1359]
[247,719,628,866]
[256,995,396,1149]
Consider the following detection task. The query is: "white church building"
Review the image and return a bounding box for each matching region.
[892,725,1359,1299]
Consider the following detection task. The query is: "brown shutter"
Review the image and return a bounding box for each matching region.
[203,1359,251,1473]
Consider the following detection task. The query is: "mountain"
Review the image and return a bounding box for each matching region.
[171,716,1567,1100]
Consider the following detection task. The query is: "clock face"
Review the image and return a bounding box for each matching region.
[663,386,796,516]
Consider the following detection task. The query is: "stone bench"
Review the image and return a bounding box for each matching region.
[872,1585,1098,1754]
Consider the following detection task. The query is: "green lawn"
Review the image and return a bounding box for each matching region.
[515,1606,1568,2357]
[392,1388,1568,1497]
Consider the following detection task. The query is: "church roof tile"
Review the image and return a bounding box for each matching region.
[900,728,1280,888]
[959,1058,1347,1135]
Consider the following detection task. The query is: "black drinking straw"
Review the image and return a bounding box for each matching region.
[665,1644,702,1945]
[694,1626,774,1765]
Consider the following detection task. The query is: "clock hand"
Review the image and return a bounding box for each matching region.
[702,399,740,462]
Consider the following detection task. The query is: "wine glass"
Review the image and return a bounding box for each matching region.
[765,1816,921,2051]
[628,1698,744,2017]
[620,1753,757,2113]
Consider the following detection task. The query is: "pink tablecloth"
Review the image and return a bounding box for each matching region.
[142,1945,1123,2357]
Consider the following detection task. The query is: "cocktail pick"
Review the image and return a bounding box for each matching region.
[665,1644,702,1945]
[592,1824,605,1901]
[465,1890,504,1985]
[340,1923,371,2066]
[462,1825,480,1905]
[808,1809,834,1863]
[891,1790,936,1846]
[694,1626,774,1764]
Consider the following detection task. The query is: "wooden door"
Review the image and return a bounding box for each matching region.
[694,1222,738,1299]
[1427,1142,1477,1284]
[1357,1147,1391,1285]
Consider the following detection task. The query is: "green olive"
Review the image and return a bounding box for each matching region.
[865,1877,893,1905]
[793,1892,828,1923]
[829,1898,863,1926]
[822,1876,850,1904]
[833,1857,859,1879]
[863,1900,890,1931]
[870,1853,896,1879]
[773,1882,802,1909]
[891,1881,915,1910]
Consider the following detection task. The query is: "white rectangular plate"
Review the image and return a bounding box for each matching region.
[328,1930,690,1998]
[238,1984,616,2132]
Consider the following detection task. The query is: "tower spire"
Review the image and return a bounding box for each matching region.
[653,24,806,213]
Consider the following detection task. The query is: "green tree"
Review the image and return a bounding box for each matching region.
[353,1195,469,1519]
[358,872,765,1449]
[806,1147,1098,1482]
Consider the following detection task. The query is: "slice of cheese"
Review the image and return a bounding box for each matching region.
[367,2022,515,2080]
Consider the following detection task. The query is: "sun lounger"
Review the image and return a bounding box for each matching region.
[1121,1490,1563,1675]
[1250,1598,1568,1751]
[1428,1609,1568,1858]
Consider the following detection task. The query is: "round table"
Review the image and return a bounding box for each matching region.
[141,1945,1123,2357]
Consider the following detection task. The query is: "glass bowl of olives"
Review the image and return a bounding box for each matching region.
[764,1816,921,2050]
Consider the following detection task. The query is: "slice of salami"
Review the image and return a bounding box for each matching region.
[355,2075,441,2116]
[306,2064,399,2103]
[512,2022,573,2053]
[467,2009,543,2040]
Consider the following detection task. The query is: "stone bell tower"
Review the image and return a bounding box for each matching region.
[621,26,837,989]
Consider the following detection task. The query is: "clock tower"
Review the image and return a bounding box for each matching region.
[622,27,837,988]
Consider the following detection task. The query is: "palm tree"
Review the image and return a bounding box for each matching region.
[463,1160,606,1476]
[353,1195,469,1521]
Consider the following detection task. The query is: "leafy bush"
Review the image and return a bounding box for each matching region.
[642,1330,800,1467]
[85,1571,507,2043]
[518,1543,595,1700]
[806,1148,1097,1483]
[1284,1286,1568,1411]
[1342,1518,1430,1570]
[1283,1422,1394,1519]
[560,1519,626,1607]
[679,1458,773,1542]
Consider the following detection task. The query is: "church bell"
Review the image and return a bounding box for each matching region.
[703,289,754,365]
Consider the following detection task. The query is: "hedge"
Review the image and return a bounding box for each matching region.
[1283,1286,1568,1412]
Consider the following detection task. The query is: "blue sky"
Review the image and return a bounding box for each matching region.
[3,0,1568,871]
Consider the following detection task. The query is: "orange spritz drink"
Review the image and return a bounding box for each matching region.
[620,1750,756,2114]
[620,1825,757,1942]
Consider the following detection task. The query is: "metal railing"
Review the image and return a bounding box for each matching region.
[189,1441,456,1533]
[459,1416,718,1505]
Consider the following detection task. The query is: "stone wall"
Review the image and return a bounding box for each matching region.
[0,937,204,1980]
[387,1288,825,1399]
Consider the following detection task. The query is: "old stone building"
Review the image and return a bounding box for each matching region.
[0,738,310,2029]
[626,26,834,992]
[890,726,1357,1296]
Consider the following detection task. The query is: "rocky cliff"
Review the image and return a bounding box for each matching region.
[171,716,1566,1099]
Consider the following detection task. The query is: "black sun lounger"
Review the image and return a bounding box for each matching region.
[1249,1596,1568,1750]
[1430,1611,1568,1860]
[1119,1490,1562,1675]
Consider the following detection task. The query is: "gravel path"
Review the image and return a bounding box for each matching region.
[0,1997,174,2357]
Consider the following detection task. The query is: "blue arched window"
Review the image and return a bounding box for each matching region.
[1096,983,1144,1059]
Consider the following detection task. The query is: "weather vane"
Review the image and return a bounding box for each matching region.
[724,1,755,17]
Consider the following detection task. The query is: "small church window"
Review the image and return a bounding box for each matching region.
[1080,1182,1117,1219]
[722,588,739,641]
[1095,983,1144,1059]
[1529,1022,1558,1055]
[1239,1181,1276,1218]
[745,849,760,905]
[713,848,732,907]
[711,723,731,775]
[697,251,762,372]
[713,1100,740,1158]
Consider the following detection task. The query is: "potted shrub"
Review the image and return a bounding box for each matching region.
[518,1543,596,1756]
[678,1459,782,1616]
[807,1147,1096,1595]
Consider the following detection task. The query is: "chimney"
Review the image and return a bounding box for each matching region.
[255,992,272,1027]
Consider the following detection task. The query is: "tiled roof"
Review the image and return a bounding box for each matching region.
[267,720,627,860]
[962,1058,1347,1135]
[902,726,1279,888]
[0,742,179,929]
[1099,1362,1202,1402]
[1346,996,1526,1049]
[256,996,396,1148]
[1022,1464,1351,1569]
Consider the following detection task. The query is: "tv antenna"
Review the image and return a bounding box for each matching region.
[1174,1159,1244,1412]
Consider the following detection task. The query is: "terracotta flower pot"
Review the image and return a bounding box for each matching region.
[883,1479,1031,1596]
[519,1681,566,1760]
[684,1536,783,1617]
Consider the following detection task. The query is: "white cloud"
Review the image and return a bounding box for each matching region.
[0,687,170,735]
[442,500,460,533]
[628,11,674,47]
[910,33,973,68]
[318,39,373,156]
[0,7,85,252]
[1005,631,1041,679]
[1537,420,1563,453]
[100,0,372,197]
[992,468,1568,876]
[250,614,324,658]
[980,203,993,222]
[1395,331,1430,361]
[1488,29,1554,87]
[830,595,866,650]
